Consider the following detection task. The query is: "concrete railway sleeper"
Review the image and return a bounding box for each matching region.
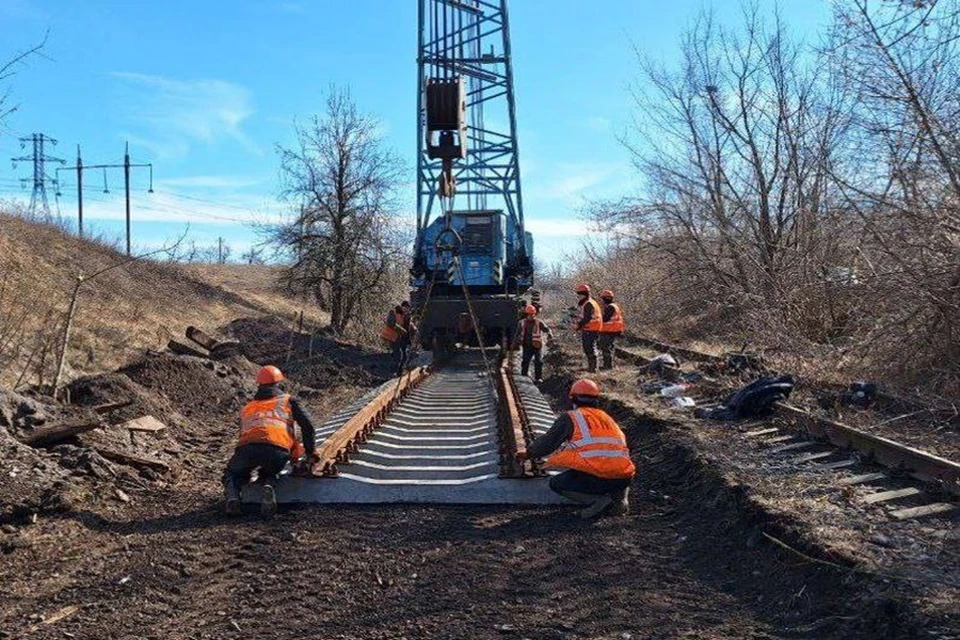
[251,349,562,504]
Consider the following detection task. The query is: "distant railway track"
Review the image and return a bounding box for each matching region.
[615,338,959,521]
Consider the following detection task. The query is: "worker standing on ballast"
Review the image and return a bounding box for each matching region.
[598,289,625,370]
[223,365,317,518]
[517,378,634,518]
[574,284,602,372]
[512,304,552,383]
[382,301,415,375]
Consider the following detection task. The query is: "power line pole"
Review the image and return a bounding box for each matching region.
[55,142,153,251]
[218,236,224,264]
[11,133,65,220]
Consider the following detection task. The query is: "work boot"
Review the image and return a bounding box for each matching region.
[558,490,598,505]
[578,495,614,519]
[224,499,242,517]
[607,487,630,517]
[260,484,277,518]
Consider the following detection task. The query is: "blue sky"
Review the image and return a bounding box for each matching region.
[0,0,832,264]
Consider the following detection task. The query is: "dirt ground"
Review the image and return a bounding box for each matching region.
[0,314,955,639]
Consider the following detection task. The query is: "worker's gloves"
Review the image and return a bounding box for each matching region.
[514,451,529,462]
[293,452,321,476]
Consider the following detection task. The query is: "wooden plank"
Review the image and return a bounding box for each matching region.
[762,435,796,445]
[770,441,815,453]
[862,487,921,504]
[838,472,887,486]
[890,503,957,520]
[777,402,960,496]
[167,340,208,358]
[19,419,103,447]
[793,451,834,464]
[818,459,858,470]
[745,428,780,438]
[185,326,219,351]
[92,400,133,415]
[94,447,170,472]
[122,415,167,433]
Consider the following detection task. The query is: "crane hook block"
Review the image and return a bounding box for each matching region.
[425,76,467,160]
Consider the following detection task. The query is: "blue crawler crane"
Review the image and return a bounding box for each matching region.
[412,0,534,354]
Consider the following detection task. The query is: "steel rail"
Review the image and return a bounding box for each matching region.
[777,402,960,497]
[311,366,431,476]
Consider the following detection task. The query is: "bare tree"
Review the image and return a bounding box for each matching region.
[0,34,47,133]
[587,7,859,340]
[269,88,406,334]
[827,0,960,384]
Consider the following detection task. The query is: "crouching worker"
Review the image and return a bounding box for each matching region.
[223,365,318,517]
[516,378,634,518]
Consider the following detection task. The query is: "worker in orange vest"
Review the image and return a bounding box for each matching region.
[517,378,634,518]
[598,289,625,370]
[382,301,416,375]
[223,365,318,517]
[512,304,552,382]
[573,283,602,372]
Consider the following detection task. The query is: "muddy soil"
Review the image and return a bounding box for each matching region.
[0,315,951,639]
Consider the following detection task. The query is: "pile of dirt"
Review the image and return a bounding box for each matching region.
[226,316,392,388]
[0,391,91,526]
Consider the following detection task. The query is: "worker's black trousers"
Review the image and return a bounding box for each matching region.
[598,333,619,369]
[581,331,599,372]
[223,443,290,501]
[549,469,630,497]
[392,338,409,374]
[520,345,543,380]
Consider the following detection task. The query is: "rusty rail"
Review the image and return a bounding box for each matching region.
[312,367,430,476]
[627,335,723,363]
[777,402,960,497]
[497,353,538,478]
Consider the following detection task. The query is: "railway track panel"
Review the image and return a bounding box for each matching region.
[247,352,563,504]
[619,334,959,520]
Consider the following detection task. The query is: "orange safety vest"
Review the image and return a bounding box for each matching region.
[521,318,545,349]
[601,303,625,334]
[381,310,405,343]
[238,394,302,458]
[578,298,602,332]
[546,407,635,479]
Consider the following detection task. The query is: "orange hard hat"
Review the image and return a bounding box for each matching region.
[257,365,284,385]
[569,378,601,399]
[524,304,537,316]
[575,283,590,294]
[600,289,614,299]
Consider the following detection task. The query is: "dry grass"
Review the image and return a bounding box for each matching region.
[0,211,329,389]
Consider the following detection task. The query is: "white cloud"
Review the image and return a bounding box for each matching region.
[110,72,257,159]
[529,162,630,204]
